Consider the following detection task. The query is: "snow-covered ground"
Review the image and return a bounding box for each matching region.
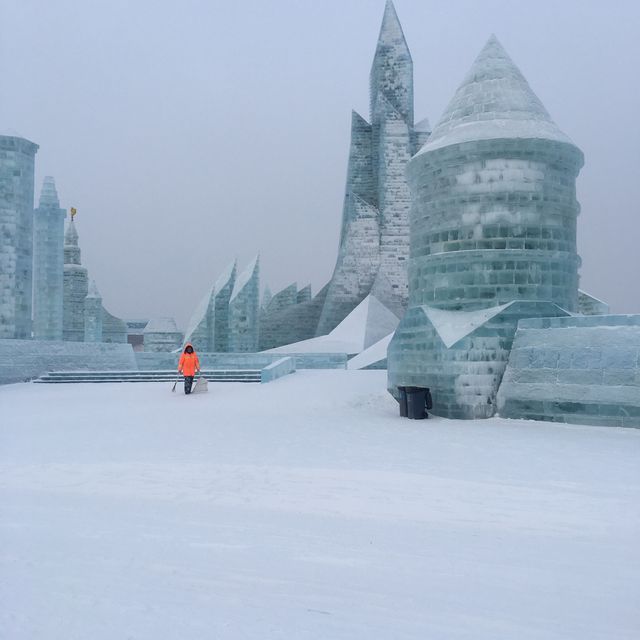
[1,370,639,639]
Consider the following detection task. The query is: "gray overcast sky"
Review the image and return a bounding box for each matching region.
[2,0,639,328]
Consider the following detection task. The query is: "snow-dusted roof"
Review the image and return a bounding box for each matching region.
[144,317,180,334]
[416,35,574,156]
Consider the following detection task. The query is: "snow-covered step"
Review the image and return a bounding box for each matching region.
[35,369,262,384]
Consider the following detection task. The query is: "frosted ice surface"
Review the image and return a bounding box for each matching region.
[347,332,394,370]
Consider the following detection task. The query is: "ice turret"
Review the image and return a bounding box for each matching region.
[33,177,66,340]
[388,36,584,419]
[407,35,583,312]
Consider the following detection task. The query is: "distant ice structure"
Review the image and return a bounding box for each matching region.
[144,317,183,352]
[0,135,39,339]
[268,295,399,356]
[316,1,430,336]
[229,256,260,352]
[347,332,394,370]
[183,260,236,352]
[62,219,88,342]
[33,177,65,340]
[388,36,586,419]
[63,217,128,344]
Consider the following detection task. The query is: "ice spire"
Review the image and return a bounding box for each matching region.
[64,218,81,265]
[370,0,413,125]
[419,34,573,154]
[38,176,60,208]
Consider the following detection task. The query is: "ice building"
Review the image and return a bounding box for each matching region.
[63,218,89,342]
[229,256,260,352]
[0,135,39,339]
[144,317,183,352]
[315,1,430,336]
[183,260,236,352]
[33,177,66,340]
[388,36,585,419]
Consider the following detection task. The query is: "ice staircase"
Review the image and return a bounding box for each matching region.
[34,369,262,384]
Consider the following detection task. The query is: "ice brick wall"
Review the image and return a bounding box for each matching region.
[0,339,136,384]
[497,315,640,428]
[407,140,583,312]
[62,220,88,342]
[33,177,65,340]
[388,300,568,419]
[0,135,39,339]
[229,256,260,352]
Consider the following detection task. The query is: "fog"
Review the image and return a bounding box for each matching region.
[2,0,638,328]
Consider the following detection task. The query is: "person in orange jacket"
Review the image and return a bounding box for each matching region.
[178,343,200,395]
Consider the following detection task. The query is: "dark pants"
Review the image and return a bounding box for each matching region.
[184,376,194,395]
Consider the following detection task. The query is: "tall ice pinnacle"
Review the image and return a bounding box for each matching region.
[33,176,66,340]
[370,0,413,126]
[316,1,425,337]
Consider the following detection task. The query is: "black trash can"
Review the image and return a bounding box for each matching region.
[397,386,408,417]
[405,387,432,420]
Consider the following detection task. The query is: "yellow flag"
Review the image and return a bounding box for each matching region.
[70,207,77,220]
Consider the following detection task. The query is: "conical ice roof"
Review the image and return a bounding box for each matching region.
[417,35,573,155]
[38,176,60,207]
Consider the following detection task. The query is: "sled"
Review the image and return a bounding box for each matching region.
[191,375,209,394]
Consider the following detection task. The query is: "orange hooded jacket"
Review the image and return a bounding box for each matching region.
[178,344,200,377]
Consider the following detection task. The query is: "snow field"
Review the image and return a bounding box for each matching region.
[1,370,639,639]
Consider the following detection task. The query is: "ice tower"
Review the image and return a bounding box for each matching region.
[0,135,39,339]
[33,177,66,340]
[316,1,428,336]
[388,36,584,419]
[62,218,88,342]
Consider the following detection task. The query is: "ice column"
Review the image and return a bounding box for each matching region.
[33,177,66,340]
[0,135,39,339]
